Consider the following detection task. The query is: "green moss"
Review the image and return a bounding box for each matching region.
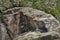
[0,13,3,18]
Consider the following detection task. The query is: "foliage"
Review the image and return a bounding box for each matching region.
[0,13,3,18]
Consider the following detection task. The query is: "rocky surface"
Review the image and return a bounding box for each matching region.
[3,7,60,31]
[0,7,60,40]
[14,31,60,40]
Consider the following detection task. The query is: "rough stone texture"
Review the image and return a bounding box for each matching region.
[0,21,2,40]
[14,31,60,40]
[0,7,60,40]
[3,7,60,31]
[0,0,13,11]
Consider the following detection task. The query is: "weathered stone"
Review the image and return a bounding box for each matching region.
[14,32,59,40]
[0,21,7,40]
[3,7,60,31]
[0,7,60,40]
[0,0,13,11]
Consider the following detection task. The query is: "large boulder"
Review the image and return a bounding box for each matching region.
[3,7,60,31]
[0,7,60,40]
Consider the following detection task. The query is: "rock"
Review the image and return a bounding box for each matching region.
[0,7,60,40]
[14,31,59,40]
[0,0,13,11]
[3,7,60,31]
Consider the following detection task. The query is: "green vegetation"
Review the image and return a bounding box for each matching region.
[0,13,3,18]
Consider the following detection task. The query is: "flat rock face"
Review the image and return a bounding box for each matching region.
[0,7,60,40]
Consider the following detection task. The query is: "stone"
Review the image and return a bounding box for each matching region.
[14,31,59,40]
[0,7,60,40]
[3,7,60,31]
[0,0,13,11]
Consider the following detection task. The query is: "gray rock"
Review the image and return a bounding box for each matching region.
[3,7,60,31]
[0,7,60,40]
[14,31,59,40]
